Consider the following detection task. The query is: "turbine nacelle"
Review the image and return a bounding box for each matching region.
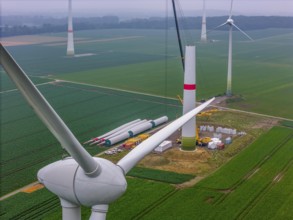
[226,18,234,25]
[38,157,127,207]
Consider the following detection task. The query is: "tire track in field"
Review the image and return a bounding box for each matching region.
[56,82,181,108]
[7,196,59,220]
[1,87,81,112]
[1,99,157,166]
[132,189,179,220]
[0,84,82,111]
[0,100,139,179]
[0,102,161,180]
[0,151,63,179]
[1,81,178,195]
[236,158,293,220]
[1,90,104,126]
[0,103,167,198]
[2,80,175,144]
[211,133,293,205]
[1,99,154,164]
[1,97,134,145]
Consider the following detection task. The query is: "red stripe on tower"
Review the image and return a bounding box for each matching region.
[68,30,73,33]
[184,84,196,90]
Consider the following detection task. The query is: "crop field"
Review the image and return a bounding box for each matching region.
[127,167,195,184]
[3,28,292,119]
[141,126,293,220]
[1,26,292,219]
[0,70,52,91]
[0,80,181,196]
[1,126,291,219]
[1,178,175,220]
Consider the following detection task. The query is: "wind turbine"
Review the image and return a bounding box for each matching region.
[211,0,253,96]
[67,0,75,56]
[200,0,207,42]
[181,46,196,150]
[0,44,214,220]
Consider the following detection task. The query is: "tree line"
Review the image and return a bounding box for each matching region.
[1,16,292,37]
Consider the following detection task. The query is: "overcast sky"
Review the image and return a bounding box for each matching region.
[1,0,293,18]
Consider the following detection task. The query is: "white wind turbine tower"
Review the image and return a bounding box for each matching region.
[211,0,253,96]
[200,0,207,42]
[0,44,214,220]
[67,0,75,56]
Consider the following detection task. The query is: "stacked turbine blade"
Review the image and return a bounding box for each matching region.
[84,117,169,147]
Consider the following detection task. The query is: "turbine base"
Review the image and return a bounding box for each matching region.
[67,51,75,56]
[181,136,196,151]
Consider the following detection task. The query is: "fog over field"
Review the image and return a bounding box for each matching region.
[1,0,293,17]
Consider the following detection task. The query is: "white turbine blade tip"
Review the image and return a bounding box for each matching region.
[229,0,234,19]
[233,24,253,41]
[206,22,227,35]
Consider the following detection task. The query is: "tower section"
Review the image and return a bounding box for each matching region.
[181,46,196,150]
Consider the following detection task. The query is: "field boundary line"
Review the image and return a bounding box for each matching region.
[0,81,54,94]
[213,105,293,122]
[0,181,39,201]
[50,79,179,101]
[50,79,293,122]
[55,81,181,109]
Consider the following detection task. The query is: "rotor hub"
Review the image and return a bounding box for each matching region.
[38,157,127,206]
[227,18,234,25]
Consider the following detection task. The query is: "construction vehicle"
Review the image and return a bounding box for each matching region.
[123,133,150,149]
[197,137,211,146]
[197,108,219,117]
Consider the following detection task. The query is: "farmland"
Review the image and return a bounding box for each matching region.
[1,126,291,219]
[0,26,292,219]
[0,81,181,196]
[2,28,293,118]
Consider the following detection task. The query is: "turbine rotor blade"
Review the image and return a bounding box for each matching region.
[0,44,100,176]
[117,98,215,174]
[232,23,253,41]
[229,0,234,19]
[204,22,227,36]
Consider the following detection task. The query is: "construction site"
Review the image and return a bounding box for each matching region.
[97,104,272,179]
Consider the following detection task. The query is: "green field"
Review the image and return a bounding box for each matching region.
[1,27,292,219]
[0,81,181,196]
[3,28,293,119]
[141,126,293,220]
[128,167,195,184]
[1,126,291,219]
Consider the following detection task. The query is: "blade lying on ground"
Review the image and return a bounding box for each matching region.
[0,44,100,177]
[117,97,215,174]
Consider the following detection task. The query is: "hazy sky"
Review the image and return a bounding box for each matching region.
[1,0,293,17]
